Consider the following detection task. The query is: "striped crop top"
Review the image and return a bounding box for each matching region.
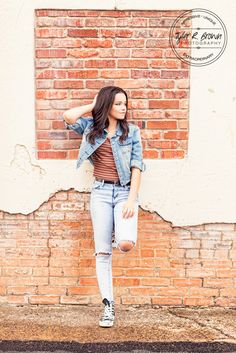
[90,137,119,181]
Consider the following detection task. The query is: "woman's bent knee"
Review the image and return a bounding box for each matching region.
[118,240,134,253]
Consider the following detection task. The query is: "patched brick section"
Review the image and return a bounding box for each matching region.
[35,9,190,161]
[0,190,236,307]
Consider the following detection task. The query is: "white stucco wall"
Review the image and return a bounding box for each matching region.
[0,0,235,226]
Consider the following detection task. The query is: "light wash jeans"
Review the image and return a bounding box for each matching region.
[89,179,139,302]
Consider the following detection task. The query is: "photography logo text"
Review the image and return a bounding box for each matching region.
[169,8,227,66]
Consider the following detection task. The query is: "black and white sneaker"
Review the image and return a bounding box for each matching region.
[99,298,115,327]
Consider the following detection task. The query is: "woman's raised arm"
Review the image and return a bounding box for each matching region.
[63,94,97,124]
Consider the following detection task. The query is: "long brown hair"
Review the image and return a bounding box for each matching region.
[86,86,129,144]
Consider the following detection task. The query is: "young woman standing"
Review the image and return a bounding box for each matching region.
[63,86,146,328]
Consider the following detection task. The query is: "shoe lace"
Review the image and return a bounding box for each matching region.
[101,302,115,320]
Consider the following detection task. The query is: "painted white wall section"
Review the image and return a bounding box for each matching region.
[0,0,235,226]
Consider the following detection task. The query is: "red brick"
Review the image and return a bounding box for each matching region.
[122,296,151,305]
[161,70,189,79]
[117,59,148,68]
[37,286,66,295]
[140,249,154,257]
[215,297,236,306]
[79,278,97,286]
[141,278,170,286]
[189,288,219,297]
[152,297,182,305]
[184,298,214,306]
[101,70,129,78]
[36,50,66,58]
[116,39,145,47]
[68,29,98,37]
[68,10,98,17]
[36,70,66,79]
[149,100,179,109]
[173,278,202,287]
[114,278,140,286]
[67,70,97,79]
[143,149,159,158]
[60,296,90,304]
[36,28,66,38]
[151,59,179,68]
[38,151,67,159]
[83,39,113,47]
[68,287,98,295]
[1,296,29,304]
[147,120,177,129]
[130,287,159,295]
[132,49,162,57]
[164,131,188,140]
[146,39,170,48]
[7,286,37,295]
[101,29,133,37]
[131,70,160,79]
[36,10,68,17]
[85,60,116,68]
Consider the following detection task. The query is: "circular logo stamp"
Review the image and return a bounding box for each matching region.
[169,8,227,66]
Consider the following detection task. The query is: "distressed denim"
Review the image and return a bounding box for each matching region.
[63,116,146,186]
[89,179,139,301]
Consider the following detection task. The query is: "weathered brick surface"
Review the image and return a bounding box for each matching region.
[0,190,236,307]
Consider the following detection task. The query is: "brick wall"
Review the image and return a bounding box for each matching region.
[35,9,189,161]
[0,190,236,307]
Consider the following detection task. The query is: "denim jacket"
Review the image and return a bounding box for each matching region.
[63,116,146,186]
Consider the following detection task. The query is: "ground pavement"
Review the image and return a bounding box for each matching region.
[0,305,235,352]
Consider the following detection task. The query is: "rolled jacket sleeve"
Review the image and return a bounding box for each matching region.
[130,126,146,172]
[63,116,93,135]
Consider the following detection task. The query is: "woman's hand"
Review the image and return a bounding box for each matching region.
[122,198,136,219]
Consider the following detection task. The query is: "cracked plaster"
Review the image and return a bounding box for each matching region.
[0,0,236,226]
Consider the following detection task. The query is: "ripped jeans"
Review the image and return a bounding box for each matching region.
[89,179,139,302]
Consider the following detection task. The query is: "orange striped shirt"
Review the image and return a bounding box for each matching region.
[91,137,119,181]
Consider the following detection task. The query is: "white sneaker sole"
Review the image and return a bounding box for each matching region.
[99,320,114,328]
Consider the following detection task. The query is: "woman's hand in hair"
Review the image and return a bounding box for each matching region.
[122,199,136,219]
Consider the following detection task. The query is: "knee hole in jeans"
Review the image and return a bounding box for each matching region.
[118,240,135,253]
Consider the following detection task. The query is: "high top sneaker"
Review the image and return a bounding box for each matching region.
[99,298,115,327]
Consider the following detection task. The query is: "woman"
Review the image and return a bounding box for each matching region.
[63,86,146,328]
